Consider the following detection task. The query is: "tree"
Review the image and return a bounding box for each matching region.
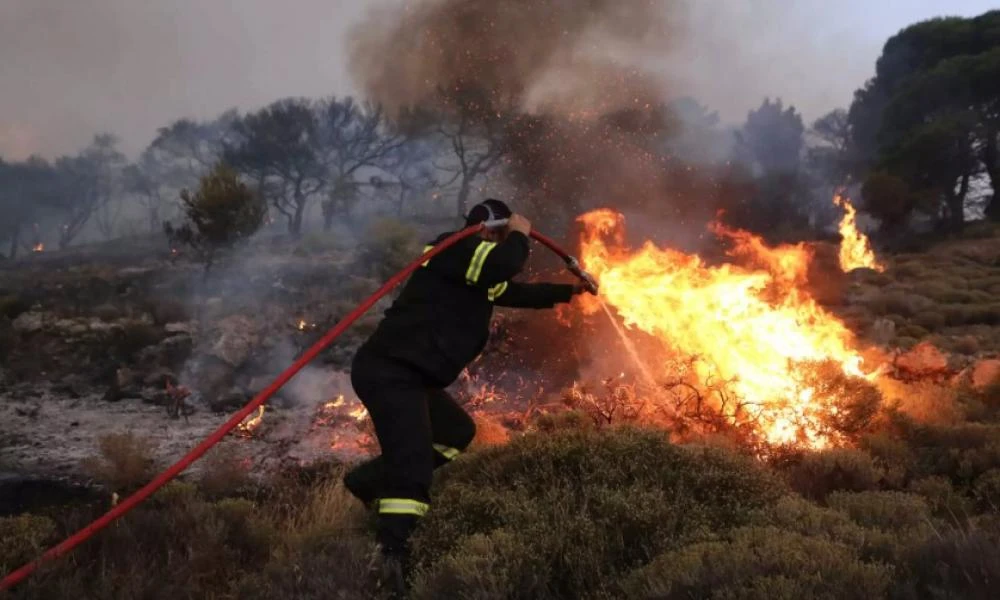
[168,164,265,272]
[316,97,407,228]
[148,111,237,192]
[848,11,1000,226]
[225,98,325,236]
[123,150,171,233]
[726,98,810,237]
[735,98,805,176]
[808,109,856,185]
[0,157,59,258]
[51,134,125,248]
[861,171,916,231]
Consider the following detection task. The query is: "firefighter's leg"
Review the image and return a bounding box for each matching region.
[350,349,434,556]
[343,456,382,506]
[427,389,477,465]
[344,389,476,504]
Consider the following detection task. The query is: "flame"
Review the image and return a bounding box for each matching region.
[297,319,308,331]
[237,406,265,435]
[577,209,875,448]
[348,406,368,422]
[834,195,884,273]
[32,243,44,252]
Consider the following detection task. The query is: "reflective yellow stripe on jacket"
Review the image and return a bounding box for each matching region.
[465,241,497,284]
[433,443,461,461]
[487,282,508,302]
[378,498,430,517]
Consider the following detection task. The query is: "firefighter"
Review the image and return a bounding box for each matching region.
[345,198,596,590]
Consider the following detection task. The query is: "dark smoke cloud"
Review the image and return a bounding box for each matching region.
[350,0,720,229]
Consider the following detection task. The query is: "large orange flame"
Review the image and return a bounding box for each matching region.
[577,209,876,448]
[835,195,884,273]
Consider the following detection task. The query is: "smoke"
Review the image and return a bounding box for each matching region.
[350,0,725,230]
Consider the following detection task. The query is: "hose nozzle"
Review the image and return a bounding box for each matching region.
[565,256,600,295]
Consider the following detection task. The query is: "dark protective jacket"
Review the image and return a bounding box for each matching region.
[361,230,575,386]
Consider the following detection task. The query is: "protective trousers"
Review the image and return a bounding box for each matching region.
[345,345,477,555]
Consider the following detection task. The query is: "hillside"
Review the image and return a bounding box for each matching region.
[1,222,999,599]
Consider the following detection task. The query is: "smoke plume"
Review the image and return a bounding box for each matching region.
[349,0,721,229]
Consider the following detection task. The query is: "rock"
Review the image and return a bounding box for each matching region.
[208,315,260,368]
[12,312,45,333]
[971,359,1000,391]
[896,341,950,378]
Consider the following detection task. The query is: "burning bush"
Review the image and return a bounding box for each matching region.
[165,164,266,272]
[410,428,786,599]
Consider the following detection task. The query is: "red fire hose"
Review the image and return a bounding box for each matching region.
[0,223,593,590]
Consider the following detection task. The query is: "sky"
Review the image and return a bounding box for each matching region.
[0,0,996,160]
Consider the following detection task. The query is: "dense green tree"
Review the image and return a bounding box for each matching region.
[168,164,266,272]
[848,10,1000,228]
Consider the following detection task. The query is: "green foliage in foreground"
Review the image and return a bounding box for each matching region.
[3,426,1000,599]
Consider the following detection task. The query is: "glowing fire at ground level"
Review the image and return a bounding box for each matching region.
[576,203,883,449]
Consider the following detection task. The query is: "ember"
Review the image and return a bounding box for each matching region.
[32,243,44,253]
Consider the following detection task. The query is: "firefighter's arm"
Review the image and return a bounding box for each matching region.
[491,281,577,308]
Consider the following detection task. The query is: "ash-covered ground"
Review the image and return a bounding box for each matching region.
[0,229,541,488]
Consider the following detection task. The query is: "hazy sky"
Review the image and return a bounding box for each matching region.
[1,0,996,160]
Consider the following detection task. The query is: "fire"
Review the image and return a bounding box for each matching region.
[577,209,876,448]
[32,243,44,253]
[348,406,368,422]
[297,320,307,331]
[834,195,884,273]
[237,406,265,435]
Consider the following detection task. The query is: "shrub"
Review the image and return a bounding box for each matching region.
[167,163,266,272]
[410,428,786,599]
[0,293,30,320]
[81,431,158,493]
[953,335,981,355]
[972,469,1000,511]
[827,491,931,531]
[897,520,1000,600]
[357,218,422,281]
[0,514,57,573]
[109,320,164,362]
[619,526,893,600]
[897,324,930,339]
[197,445,253,498]
[780,448,884,501]
[907,476,974,520]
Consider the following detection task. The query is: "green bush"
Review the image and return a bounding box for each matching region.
[827,491,930,531]
[912,310,945,333]
[109,320,165,362]
[619,526,893,600]
[357,218,422,281]
[780,448,884,501]
[0,514,57,573]
[410,428,786,599]
[972,469,1000,511]
[897,519,1000,600]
